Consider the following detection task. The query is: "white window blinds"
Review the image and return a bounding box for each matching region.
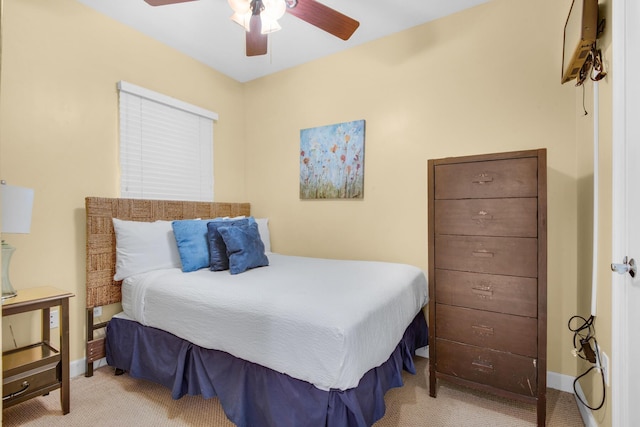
[118,81,218,202]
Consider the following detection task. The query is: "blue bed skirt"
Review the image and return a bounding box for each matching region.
[106,311,428,427]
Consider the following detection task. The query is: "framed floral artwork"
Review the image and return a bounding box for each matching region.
[299,119,365,199]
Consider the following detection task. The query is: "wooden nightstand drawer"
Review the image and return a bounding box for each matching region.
[434,158,538,200]
[434,198,538,237]
[435,304,537,357]
[3,361,60,407]
[436,339,538,397]
[435,235,538,277]
[435,270,538,317]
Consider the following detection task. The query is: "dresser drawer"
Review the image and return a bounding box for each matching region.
[436,339,537,397]
[434,158,538,200]
[434,198,537,238]
[435,235,538,277]
[436,304,537,357]
[3,361,60,406]
[435,270,537,317]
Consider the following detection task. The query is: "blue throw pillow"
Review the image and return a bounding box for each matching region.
[172,219,217,272]
[217,222,269,275]
[207,217,251,271]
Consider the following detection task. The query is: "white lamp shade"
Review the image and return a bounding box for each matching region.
[260,15,282,34]
[260,0,285,33]
[230,11,252,32]
[1,184,34,234]
[228,0,250,14]
[262,0,286,20]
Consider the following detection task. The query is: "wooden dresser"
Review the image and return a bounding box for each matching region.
[427,149,547,426]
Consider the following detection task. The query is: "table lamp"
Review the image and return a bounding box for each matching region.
[1,181,34,301]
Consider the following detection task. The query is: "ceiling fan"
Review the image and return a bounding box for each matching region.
[143,0,360,57]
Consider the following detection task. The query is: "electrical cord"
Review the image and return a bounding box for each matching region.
[568,314,594,360]
[567,314,606,410]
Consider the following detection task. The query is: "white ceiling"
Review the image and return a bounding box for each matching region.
[76,0,491,83]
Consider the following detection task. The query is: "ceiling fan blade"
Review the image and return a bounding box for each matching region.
[144,0,197,6]
[286,0,359,41]
[246,14,268,56]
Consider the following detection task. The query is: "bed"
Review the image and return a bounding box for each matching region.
[85,197,428,427]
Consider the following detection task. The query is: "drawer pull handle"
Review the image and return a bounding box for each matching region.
[471,287,493,298]
[471,360,494,372]
[3,381,30,401]
[472,324,495,336]
[472,250,494,258]
[472,173,494,184]
[471,212,493,221]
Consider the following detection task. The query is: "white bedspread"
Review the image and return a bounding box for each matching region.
[121,253,428,391]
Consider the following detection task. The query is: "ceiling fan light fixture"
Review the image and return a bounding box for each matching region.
[230,11,252,32]
[262,0,286,20]
[229,0,252,31]
[229,0,285,34]
[259,0,285,33]
[228,0,251,14]
[260,16,282,34]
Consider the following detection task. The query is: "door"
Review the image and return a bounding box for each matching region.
[612,0,640,425]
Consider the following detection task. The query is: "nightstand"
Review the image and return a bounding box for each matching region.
[2,286,74,413]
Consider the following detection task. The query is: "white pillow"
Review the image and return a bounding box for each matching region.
[255,218,271,253]
[112,218,182,280]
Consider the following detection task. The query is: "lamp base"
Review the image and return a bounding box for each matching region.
[2,241,18,301]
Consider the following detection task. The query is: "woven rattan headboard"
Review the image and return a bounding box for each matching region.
[85,197,251,308]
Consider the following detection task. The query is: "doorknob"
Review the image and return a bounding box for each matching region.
[611,256,637,278]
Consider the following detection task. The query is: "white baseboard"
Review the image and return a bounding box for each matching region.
[573,379,599,427]
[415,345,429,358]
[70,357,107,378]
[541,371,597,427]
[546,370,574,393]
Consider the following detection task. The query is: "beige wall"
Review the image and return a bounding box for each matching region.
[0,0,615,426]
[245,0,581,379]
[0,0,246,361]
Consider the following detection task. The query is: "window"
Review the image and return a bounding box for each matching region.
[117,81,218,201]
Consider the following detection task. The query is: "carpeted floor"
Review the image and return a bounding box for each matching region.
[3,357,585,426]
